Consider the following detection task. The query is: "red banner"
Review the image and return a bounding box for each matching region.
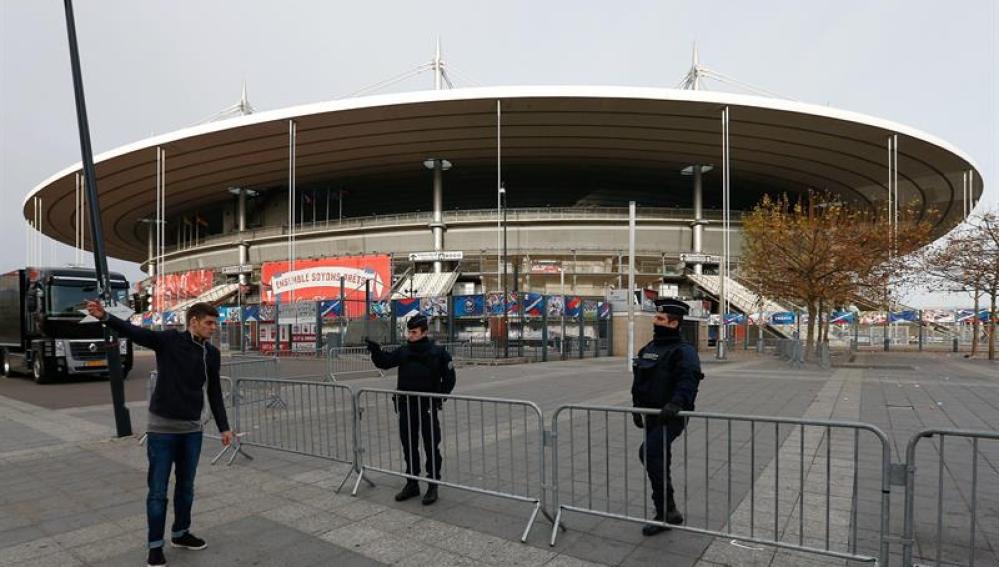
[260,256,392,313]
[153,270,214,311]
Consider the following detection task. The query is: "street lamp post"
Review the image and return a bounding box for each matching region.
[500,184,508,358]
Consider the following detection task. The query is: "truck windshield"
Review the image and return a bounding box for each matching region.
[48,283,129,315]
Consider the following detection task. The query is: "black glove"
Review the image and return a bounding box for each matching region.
[364,338,379,353]
[660,402,683,420]
[632,412,645,429]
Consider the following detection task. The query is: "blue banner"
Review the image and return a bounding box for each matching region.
[454,295,485,317]
[889,310,920,323]
[725,313,745,325]
[565,296,582,318]
[320,299,342,319]
[598,302,611,319]
[524,293,545,317]
[771,312,796,325]
[830,311,854,325]
[395,297,420,318]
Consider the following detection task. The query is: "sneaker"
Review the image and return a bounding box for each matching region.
[421,483,438,506]
[147,547,166,566]
[394,481,421,502]
[170,532,207,550]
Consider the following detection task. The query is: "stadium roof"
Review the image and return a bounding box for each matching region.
[25,86,984,263]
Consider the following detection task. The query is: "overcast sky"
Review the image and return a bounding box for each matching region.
[2,0,996,307]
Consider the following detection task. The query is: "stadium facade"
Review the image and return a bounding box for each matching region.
[22,84,985,349]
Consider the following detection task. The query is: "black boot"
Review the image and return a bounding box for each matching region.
[422,483,438,505]
[665,494,683,525]
[641,514,669,536]
[395,481,421,502]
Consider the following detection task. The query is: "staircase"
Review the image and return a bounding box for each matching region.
[167,283,240,313]
[392,271,460,299]
[686,273,794,339]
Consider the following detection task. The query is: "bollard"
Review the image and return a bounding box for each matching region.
[952,336,959,353]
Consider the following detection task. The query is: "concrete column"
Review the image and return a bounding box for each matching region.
[146,221,155,278]
[237,188,248,286]
[692,165,704,274]
[432,160,444,272]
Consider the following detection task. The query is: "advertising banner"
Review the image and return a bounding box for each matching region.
[261,255,391,307]
[565,296,582,318]
[320,299,342,319]
[395,297,420,318]
[546,295,564,317]
[454,295,485,317]
[524,293,545,317]
[771,312,796,325]
[830,311,855,325]
[582,299,599,319]
[153,269,214,311]
[598,302,611,319]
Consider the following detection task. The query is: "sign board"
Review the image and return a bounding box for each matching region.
[530,261,562,274]
[221,264,254,275]
[407,251,464,263]
[659,284,679,297]
[679,253,720,265]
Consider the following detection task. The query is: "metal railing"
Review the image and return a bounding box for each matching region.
[326,346,386,382]
[164,206,733,255]
[224,377,364,491]
[351,387,550,542]
[548,405,893,564]
[221,354,278,380]
[903,428,999,567]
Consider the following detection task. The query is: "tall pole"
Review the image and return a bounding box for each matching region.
[560,262,566,359]
[692,165,704,275]
[627,201,636,370]
[496,100,502,293]
[62,0,131,437]
[717,107,730,360]
[502,185,508,358]
[288,120,297,308]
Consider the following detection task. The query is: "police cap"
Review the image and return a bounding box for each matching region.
[407,314,429,330]
[654,298,690,318]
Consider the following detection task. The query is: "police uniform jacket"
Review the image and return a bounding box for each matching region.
[630,334,703,411]
[370,337,456,394]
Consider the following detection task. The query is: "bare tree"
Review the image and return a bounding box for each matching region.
[922,210,999,359]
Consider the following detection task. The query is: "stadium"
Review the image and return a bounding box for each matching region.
[21,66,986,353]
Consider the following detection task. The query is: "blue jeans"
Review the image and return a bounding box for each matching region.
[146,432,203,549]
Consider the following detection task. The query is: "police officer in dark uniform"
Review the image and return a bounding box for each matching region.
[631,298,704,536]
[365,315,456,505]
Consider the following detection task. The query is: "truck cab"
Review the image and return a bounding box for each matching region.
[0,267,133,383]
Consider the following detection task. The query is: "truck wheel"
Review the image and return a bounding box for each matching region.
[32,355,52,384]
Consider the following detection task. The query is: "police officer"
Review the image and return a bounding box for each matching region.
[631,298,704,536]
[365,315,456,505]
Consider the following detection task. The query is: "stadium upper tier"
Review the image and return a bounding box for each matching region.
[25,86,983,263]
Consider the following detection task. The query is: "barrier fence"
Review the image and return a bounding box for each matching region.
[134,367,996,566]
[226,377,365,490]
[903,429,999,567]
[351,387,550,542]
[548,405,892,564]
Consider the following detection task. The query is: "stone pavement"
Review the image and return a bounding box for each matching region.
[0,351,996,566]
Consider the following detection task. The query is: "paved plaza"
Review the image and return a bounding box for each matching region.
[0,351,996,566]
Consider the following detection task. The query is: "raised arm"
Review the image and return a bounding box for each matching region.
[87,300,163,351]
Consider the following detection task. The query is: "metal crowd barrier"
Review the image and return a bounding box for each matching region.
[775,339,805,366]
[548,405,892,565]
[327,346,386,382]
[902,429,999,567]
[352,387,550,542]
[222,354,279,380]
[223,376,366,491]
